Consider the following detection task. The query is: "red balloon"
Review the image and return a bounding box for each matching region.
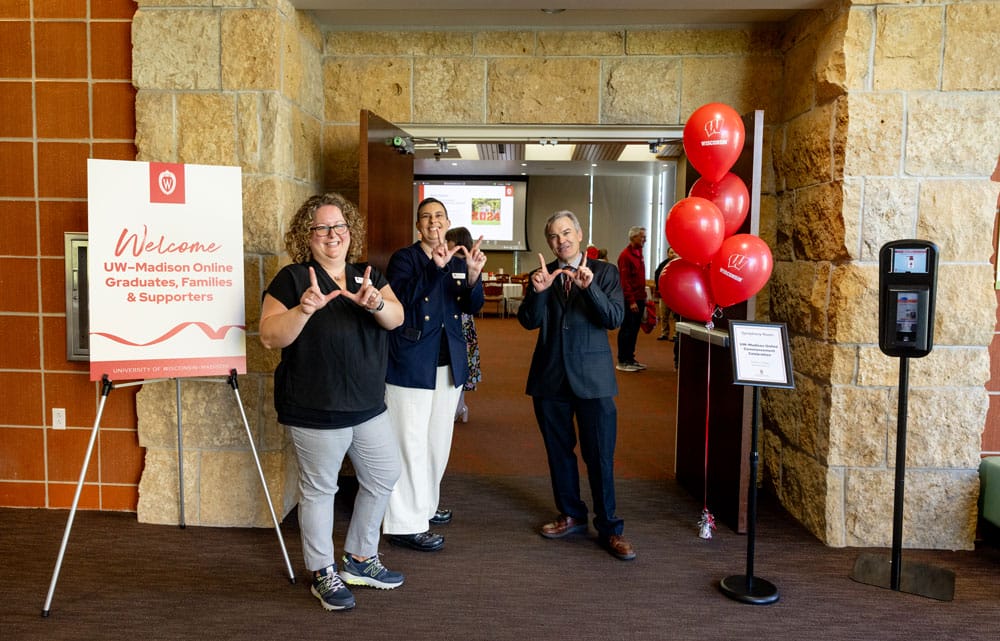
[689,172,750,237]
[683,103,745,182]
[665,196,725,266]
[708,234,773,307]
[658,258,716,322]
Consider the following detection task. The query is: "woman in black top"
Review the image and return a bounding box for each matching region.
[260,192,404,612]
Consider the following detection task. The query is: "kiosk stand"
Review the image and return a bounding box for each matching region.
[41,370,296,617]
[849,240,954,602]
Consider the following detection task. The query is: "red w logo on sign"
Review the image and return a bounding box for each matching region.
[149,162,186,204]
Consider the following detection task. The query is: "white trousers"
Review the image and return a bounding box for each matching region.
[382,366,461,535]
[287,410,400,571]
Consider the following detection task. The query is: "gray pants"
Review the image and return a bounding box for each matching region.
[287,410,401,572]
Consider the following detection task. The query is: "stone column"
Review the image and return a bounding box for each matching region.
[132,0,323,526]
[764,3,999,550]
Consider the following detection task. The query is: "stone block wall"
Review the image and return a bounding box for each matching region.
[132,0,324,526]
[318,25,785,195]
[763,2,1000,549]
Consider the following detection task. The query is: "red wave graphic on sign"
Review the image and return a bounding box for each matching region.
[91,322,245,347]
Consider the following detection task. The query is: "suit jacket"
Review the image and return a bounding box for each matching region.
[386,242,485,390]
[518,257,624,399]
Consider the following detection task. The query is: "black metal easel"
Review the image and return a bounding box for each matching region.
[42,370,295,617]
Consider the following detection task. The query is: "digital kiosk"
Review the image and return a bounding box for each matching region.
[851,239,954,601]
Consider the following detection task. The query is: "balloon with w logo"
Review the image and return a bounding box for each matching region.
[708,234,773,307]
[683,103,745,183]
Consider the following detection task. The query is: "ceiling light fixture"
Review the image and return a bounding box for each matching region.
[541,9,566,15]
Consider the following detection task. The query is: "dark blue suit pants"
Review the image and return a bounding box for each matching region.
[532,395,623,538]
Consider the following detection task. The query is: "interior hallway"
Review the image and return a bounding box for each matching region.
[449,314,678,482]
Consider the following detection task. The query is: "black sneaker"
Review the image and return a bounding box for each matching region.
[311,565,355,611]
[388,531,445,552]
[430,509,452,525]
[339,554,404,589]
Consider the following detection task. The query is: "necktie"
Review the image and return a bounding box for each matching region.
[563,267,575,298]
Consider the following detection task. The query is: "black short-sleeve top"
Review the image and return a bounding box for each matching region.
[264,260,390,429]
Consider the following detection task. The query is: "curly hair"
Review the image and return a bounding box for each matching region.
[284,192,366,264]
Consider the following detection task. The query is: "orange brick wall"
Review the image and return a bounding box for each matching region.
[0,0,142,511]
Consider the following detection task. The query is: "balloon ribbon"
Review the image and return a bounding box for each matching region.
[699,321,717,540]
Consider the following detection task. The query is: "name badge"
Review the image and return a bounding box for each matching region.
[354,276,368,285]
[452,273,465,282]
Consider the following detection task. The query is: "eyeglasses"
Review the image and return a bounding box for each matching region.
[310,223,350,236]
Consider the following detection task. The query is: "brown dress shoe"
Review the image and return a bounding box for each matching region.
[602,534,636,561]
[540,515,588,539]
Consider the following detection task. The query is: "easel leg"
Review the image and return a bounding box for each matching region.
[227,370,296,583]
[41,375,114,617]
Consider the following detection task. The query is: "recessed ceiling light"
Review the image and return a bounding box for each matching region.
[541,9,566,15]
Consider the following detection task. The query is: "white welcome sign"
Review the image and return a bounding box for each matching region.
[87,159,246,381]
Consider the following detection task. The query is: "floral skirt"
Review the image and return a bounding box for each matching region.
[462,313,481,391]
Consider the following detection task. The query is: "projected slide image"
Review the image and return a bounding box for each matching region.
[472,198,502,225]
[415,179,528,250]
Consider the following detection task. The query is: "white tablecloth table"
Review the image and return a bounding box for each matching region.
[502,282,524,315]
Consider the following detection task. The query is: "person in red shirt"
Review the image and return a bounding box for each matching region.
[616,226,647,372]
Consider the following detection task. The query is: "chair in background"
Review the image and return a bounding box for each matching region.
[480,282,506,318]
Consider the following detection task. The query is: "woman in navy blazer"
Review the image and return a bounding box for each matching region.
[517,210,636,561]
[382,197,486,552]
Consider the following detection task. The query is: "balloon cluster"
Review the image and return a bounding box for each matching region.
[658,103,773,322]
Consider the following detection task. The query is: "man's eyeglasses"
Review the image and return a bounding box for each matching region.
[310,223,350,236]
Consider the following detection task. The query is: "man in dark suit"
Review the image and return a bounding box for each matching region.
[517,210,636,561]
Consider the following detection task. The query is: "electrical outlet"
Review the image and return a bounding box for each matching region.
[52,408,66,430]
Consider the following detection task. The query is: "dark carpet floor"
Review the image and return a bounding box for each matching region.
[3,476,1000,640]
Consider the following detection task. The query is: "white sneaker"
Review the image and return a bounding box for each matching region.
[616,362,639,372]
[630,361,647,370]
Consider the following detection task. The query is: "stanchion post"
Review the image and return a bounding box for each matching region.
[719,385,778,604]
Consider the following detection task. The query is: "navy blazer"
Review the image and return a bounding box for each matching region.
[386,242,485,390]
[518,257,624,400]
